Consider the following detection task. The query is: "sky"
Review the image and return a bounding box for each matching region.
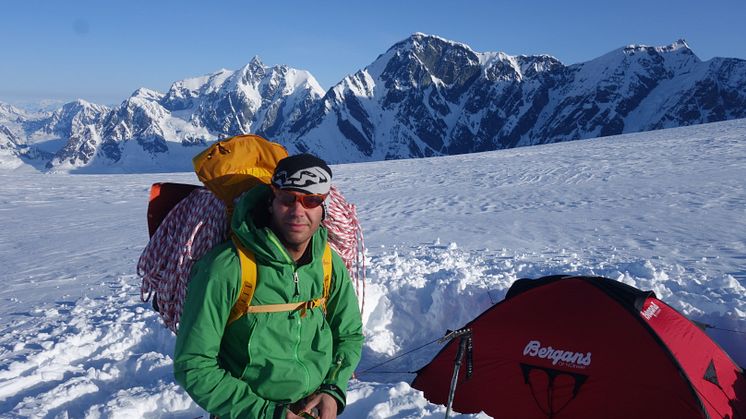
[2,0,745,107]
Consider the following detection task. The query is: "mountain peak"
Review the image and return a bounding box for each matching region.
[577,40,700,74]
[69,98,93,108]
[249,55,264,67]
[394,32,475,54]
[0,102,26,118]
[673,38,689,49]
[130,88,164,101]
[237,56,268,84]
[56,99,109,115]
[246,56,266,74]
[660,39,695,56]
[619,39,696,57]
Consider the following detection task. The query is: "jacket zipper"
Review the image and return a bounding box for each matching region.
[267,230,311,390]
[268,233,301,299]
[295,312,311,393]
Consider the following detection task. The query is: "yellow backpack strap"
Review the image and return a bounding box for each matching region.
[320,243,333,312]
[227,241,333,324]
[227,236,257,326]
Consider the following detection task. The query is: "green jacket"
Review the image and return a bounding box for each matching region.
[174,185,364,418]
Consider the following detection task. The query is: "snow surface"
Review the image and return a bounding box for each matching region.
[1,119,745,417]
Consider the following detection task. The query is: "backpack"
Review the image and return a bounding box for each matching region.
[137,134,363,333]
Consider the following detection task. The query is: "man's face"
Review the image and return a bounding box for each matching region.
[269,189,324,251]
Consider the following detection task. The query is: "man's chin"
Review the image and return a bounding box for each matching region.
[282,232,311,246]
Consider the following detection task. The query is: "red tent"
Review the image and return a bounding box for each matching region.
[412,275,746,419]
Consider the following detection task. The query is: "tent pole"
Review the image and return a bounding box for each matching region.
[445,337,467,418]
[444,329,472,419]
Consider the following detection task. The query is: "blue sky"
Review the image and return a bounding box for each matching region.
[2,0,745,107]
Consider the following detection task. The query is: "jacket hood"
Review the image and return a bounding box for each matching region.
[230,184,328,267]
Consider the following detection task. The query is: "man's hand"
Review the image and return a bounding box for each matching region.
[299,392,338,419]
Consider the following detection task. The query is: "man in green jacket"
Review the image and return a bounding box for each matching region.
[174,154,364,419]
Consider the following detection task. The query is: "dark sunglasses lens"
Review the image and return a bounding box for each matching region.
[300,195,325,208]
[276,190,297,206]
[275,189,325,209]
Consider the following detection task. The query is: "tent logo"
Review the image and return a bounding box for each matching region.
[641,301,661,320]
[522,340,592,369]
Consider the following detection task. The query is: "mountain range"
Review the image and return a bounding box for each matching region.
[2,33,745,172]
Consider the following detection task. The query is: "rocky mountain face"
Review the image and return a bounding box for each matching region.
[2,34,745,172]
[161,57,322,141]
[0,105,55,170]
[4,57,324,172]
[291,34,746,162]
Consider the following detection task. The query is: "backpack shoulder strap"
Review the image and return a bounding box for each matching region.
[321,243,333,312]
[228,235,257,326]
[227,240,334,325]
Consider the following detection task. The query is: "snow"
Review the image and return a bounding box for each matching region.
[1,118,745,417]
[567,41,698,93]
[478,52,522,79]
[173,69,233,95]
[408,33,475,53]
[283,67,325,93]
[0,149,24,171]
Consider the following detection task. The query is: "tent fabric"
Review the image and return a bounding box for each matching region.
[412,275,746,419]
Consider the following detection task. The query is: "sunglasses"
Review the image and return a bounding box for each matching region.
[272,187,327,209]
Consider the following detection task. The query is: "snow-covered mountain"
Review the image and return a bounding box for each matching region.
[0,125,24,170]
[0,103,32,146]
[0,104,55,170]
[161,57,323,140]
[295,34,746,161]
[37,100,110,169]
[0,102,29,121]
[2,34,745,172]
[38,57,324,172]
